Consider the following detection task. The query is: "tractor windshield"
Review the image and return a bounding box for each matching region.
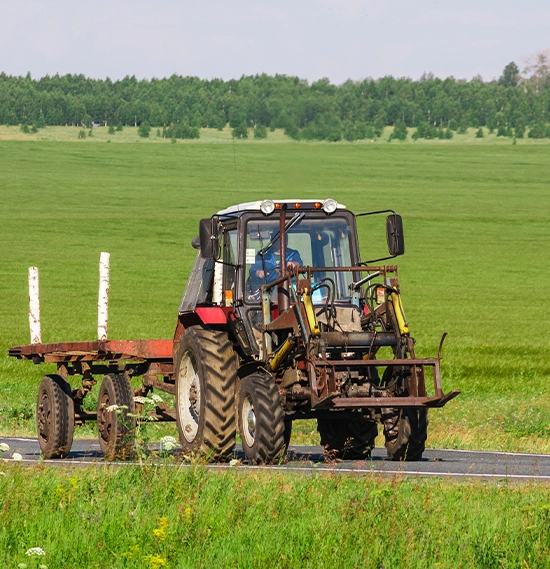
[245,215,356,303]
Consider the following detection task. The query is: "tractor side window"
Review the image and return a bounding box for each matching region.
[223,228,238,305]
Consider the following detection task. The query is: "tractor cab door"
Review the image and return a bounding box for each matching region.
[221,223,238,308]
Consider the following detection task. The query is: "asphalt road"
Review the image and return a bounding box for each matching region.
[2,436,550,480]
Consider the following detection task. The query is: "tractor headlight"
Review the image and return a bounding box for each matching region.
[322,198,337,214]
[260,200,275,215]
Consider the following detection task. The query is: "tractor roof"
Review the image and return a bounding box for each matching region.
[216,199,347,217]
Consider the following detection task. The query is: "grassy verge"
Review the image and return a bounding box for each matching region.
[1,141,549,452]
[1,463,550,568]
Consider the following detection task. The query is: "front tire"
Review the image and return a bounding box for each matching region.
[238,373,285,464]
[383,408,428,461]
[317,413,378,460]
[175,327,238,461]
[36,374,74,459]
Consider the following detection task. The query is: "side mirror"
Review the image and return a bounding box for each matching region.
[386,214,405,256]
[199,218,219,259]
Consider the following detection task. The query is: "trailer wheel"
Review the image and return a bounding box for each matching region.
[36,374,74,459]
[383,408,428,461]
[175,327,238,461]
[97,373,136,459]
[238,373,285,464]
[317,414,378,460]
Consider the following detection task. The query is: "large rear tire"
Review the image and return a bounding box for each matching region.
[36,374,74,459]
[97,373,136,459]
[238,373,285,464]
[317,413,378,460]
[383,408,428,461]
[175,327,238,461]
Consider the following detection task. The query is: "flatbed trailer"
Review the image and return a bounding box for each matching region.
[9,339,178,458]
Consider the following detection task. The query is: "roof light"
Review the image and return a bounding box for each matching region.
[314,202,322,209]
[323,198,338,214]
[260,200,275,215]
[294,202,301,209]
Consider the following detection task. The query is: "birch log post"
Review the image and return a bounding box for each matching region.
[28,266,41,345]
[98,252,110,341]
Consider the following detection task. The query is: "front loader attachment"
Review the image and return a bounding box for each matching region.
[260,266,460,412]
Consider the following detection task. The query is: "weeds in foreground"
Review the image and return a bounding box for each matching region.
[1,464,550,568]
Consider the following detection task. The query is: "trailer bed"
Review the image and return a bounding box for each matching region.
[9,339,173,363]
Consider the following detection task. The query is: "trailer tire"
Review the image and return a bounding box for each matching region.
[238,373,285,464]
[175,327,238,461]
[97,373,136,459]
[383,408,428,461]
[37,374,74,459]
[317,414,378,460]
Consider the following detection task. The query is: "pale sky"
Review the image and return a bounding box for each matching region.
[1,0,549,83]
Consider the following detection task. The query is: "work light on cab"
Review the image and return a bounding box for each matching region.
[260,200,275,215]
[322,198,337,214]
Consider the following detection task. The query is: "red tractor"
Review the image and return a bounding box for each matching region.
[10,199,458,463]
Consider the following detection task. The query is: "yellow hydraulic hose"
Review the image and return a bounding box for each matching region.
[390,292,409,336]
[302,288,320,336]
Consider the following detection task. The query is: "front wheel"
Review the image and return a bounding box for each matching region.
[238,373,285,464]
[383,408,428,461]
[36,374,74,459]
[317,413,378,460]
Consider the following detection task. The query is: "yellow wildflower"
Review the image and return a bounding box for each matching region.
[152,517,169,540]
[144,554,168,569]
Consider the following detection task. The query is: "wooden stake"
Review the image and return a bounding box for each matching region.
[98,252,110,341]
[28,267,41,345]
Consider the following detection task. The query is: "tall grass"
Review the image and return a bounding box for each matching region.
[1,463,549,568]
[1,141,549,451]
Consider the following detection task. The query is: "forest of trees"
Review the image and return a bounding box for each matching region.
[1,52,550,141]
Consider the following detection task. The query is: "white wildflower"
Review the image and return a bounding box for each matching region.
[39,565,48,569]
[17,563,27,568]
[133,396,147,404]
[105,404,119,412]
[0,472,5,476]
[229,458,240,467]
[150,393,163,404]
[160,436,178,451]
[25,547,46,556]
[0,442,10,452]
[11,452,23,462]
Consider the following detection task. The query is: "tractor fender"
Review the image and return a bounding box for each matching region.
[173,307,228,361]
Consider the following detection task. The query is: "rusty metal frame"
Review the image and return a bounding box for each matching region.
[308,356,459,409]
[9,339,174,363]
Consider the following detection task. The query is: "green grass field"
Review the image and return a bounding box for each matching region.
[1,137,550,567]
[1,138,549,451]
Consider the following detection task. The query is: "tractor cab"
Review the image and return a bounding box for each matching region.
[180,199,403,358]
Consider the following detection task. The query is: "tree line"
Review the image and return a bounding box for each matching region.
[1,53,550,141]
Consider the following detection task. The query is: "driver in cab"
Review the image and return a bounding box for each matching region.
[250,234,303,290]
